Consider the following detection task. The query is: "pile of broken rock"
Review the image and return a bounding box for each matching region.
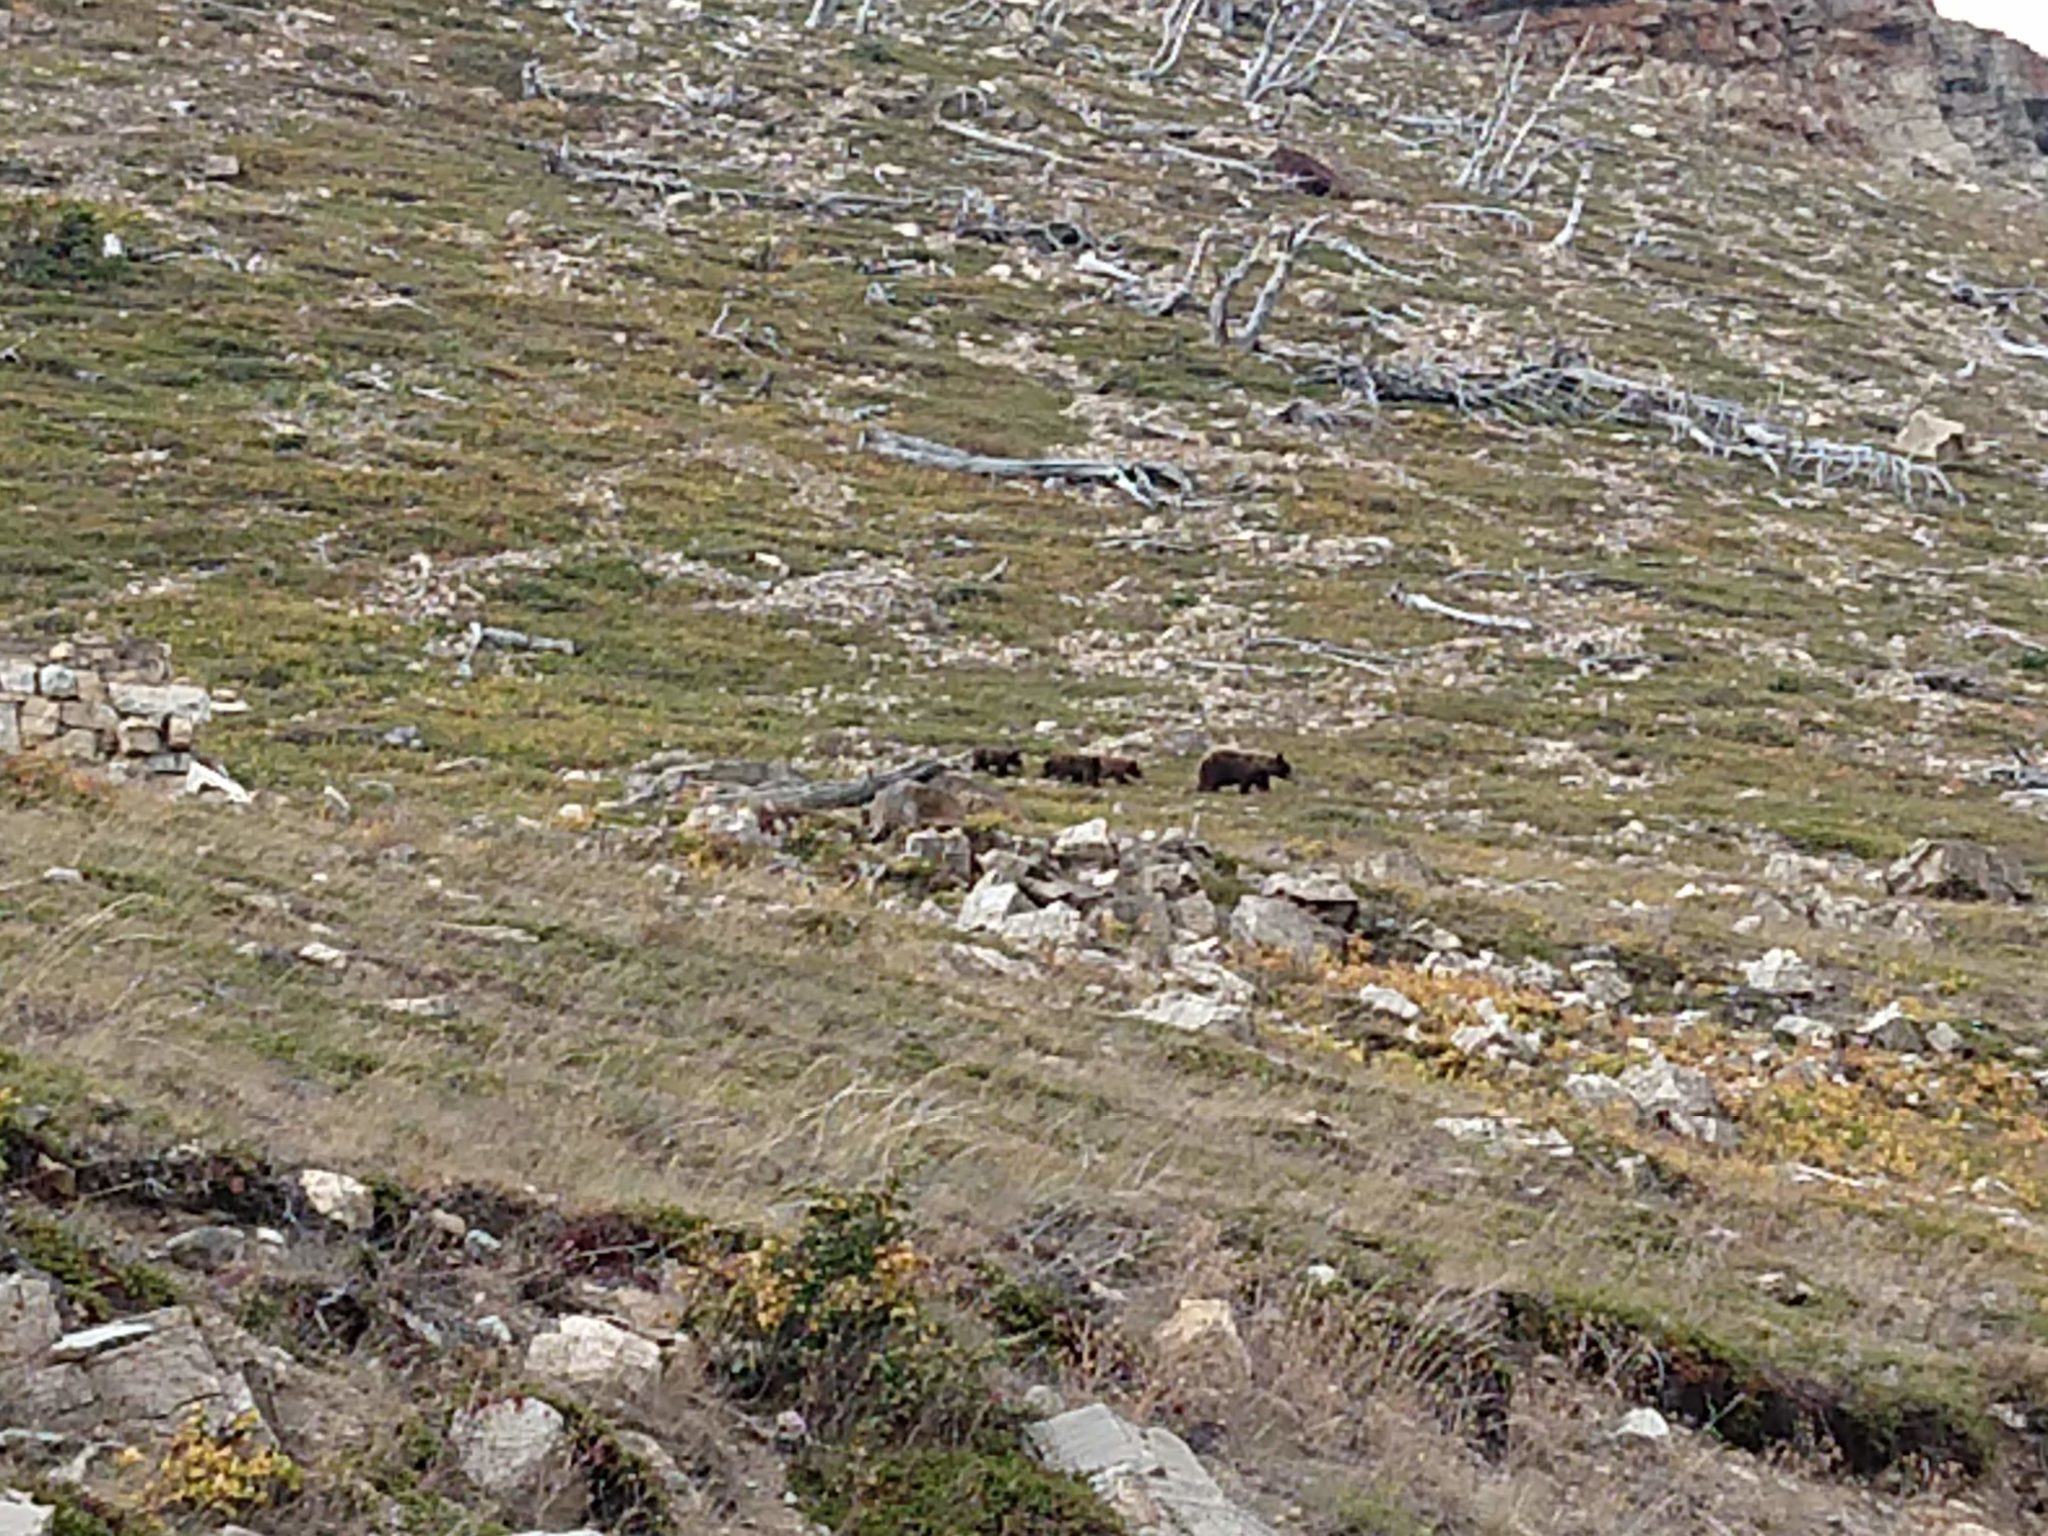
[0,635,245,801]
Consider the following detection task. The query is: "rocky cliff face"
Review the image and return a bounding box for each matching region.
[1434,0,2048,171]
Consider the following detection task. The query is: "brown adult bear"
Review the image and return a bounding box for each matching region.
[1043,752,1104,787]
[1198,749,1292,794]
[1100,755,1143,785]
[971,746,1024,778]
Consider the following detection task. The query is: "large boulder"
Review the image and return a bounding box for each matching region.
[957,874,1034,932]
[997,903,1085,949]
[1740,948,1817,997]
[1227,896,1342,963]
[1616,1057,1738,1148]
[902,827,973,884]
[1260,871,1359,931]
[1128,991,1251,1038]
[524,1316,663,1409]
[1884,839,2031,904]
[868,778,968,837]
[452,1397,585,1529]
[1052,818,1118,867]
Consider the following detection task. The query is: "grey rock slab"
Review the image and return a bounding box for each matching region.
[0,1491,53,1536]
[1884,838,2031,904]
[453,1397,569,1490]
[0,1277,62,1365]
[1227,896,1341,962]
[1128,991,1251,1037]
[107,682,212,723]
[1029,1403,1275,1536]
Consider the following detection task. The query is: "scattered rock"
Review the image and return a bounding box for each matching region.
[683,799,780,849]
[1052,818,1118,865]
[997,903,1084,948]
[1260,870,1359,930]
[1432,1116,1574,1157]
[1858,1003,1924,1054]
[296,1169,375,1233]
[1449,1001,1542,1062]
[164,1225,247,1273]
[867,778,968,837]
[1926,1020,1965,1055]
[1564,1073,1635,1112]
[1616,1057,1738,1147]
[1227,895,1341,962]
[902,826,973,883]
[1356,984,1421,1022]
[1773,1015,1838,1049]
[1741,947,1817,996]
[524,1316,663,1408]
[1128,991,1251,1037]
[1354,847,1440,887]
[957,874,1034,932]
[1570,958,1633,1010]
[1884,839,2031,904]
[1611,1406,1671,1442]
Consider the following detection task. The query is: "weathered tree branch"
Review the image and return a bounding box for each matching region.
[1323,356,1960,504]
[862,429,1192,506]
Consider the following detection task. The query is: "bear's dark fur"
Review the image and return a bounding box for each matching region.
[1197,749,1293,794]
[1043,752,1104,787]
[1270,146,1345,199]
[1100,755,1144,785]
[971,746,1025,778]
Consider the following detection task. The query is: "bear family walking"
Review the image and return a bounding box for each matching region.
[980,746,1292,795]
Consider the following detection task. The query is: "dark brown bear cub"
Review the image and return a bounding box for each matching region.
[1197,749,1292,794]
[1100,755,1143,785]
[1043,752,1104,787]
[972,746,1024,777]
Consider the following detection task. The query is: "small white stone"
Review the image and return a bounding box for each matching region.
[1612,1406,1671,1441]
[296,1168,374,1232]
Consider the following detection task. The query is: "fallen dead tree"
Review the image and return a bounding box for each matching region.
[614,753,946,813]
[1327,357,1960,504]
[862,428,1192,506]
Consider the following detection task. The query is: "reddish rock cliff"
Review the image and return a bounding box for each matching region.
[1434,0,2048,170]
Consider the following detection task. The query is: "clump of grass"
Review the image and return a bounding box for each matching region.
[790,1447,1121,1536]
[1,200,128,288]
[677,1187,1120,1534]
[2,1210,180,1322]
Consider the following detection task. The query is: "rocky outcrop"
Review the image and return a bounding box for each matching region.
[0,635,229,785]
[1433,0,2048,171]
